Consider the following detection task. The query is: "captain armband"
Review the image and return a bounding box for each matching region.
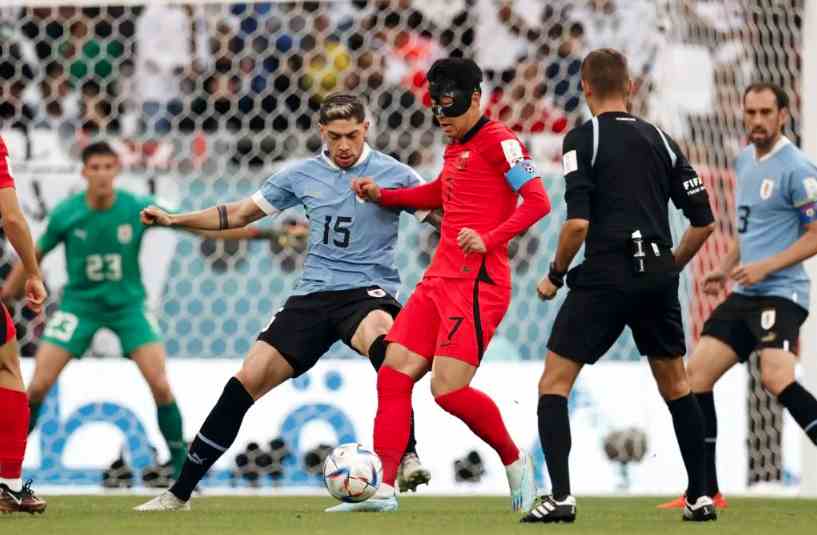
[798,201,817,225]
[505,159,539,191]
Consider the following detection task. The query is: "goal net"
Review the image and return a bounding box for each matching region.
[0,0,808,491]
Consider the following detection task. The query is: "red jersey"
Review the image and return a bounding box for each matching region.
[381,117,550,287]
[0,137,15,189]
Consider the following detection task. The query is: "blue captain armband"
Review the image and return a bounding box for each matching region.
[799,201,817,225]
[505,159,539,191]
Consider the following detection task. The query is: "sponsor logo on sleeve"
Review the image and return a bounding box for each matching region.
[803,177,817,201]
[682,176,705,195]
[501,139,524,166]
[562,150,578,175]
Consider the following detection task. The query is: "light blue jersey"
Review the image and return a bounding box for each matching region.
[734,136,817,308]
[252,144,425,297]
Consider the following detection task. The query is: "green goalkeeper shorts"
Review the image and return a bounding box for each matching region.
[41,303,162,358]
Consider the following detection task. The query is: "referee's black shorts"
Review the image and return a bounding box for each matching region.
[257,286,401,377]
[547,272,685,364]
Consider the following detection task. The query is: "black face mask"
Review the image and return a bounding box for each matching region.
[429,79,472,118]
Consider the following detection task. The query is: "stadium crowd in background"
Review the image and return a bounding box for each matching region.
[0,0,799,171]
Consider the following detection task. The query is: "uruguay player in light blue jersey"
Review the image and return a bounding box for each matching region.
[659,83,817,510]
[135,93,438,511]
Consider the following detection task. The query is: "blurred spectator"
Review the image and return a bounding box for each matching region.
[0,38,35,134]
[484,61,568,135]
[134,4,195,134]
[36,61,80,130]
[59,17,124,97]
[567,0,661,83]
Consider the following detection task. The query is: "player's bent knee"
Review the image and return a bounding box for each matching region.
[352,309,393,355]
[760,368,793,397]
[235,341,295,400]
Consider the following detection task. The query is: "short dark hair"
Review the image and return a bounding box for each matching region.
[743,82,789,111]
[81,141,118,164]
[426,57,483,94]
[319,92,366,125]
[580,48,630,99]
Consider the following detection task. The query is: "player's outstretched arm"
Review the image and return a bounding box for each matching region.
[731,221,817,287]
[141,197,266,231]
[0,189,46,313]
[353,176,443,210]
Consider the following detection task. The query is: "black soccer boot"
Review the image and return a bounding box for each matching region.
[520,494,576,523]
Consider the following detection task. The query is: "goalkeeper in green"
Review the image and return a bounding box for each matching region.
[1,141,257,479]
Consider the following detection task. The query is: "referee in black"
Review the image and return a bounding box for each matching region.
[522,49,717,524]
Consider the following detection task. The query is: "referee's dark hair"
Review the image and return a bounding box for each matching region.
[580,48,630,100]
[319,92,366,125]
[743,82,789,111]
[81,141,118,164]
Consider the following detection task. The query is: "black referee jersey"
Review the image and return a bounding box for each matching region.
[561,111,714,262]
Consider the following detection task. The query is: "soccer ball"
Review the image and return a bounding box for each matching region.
[323,443,382,502]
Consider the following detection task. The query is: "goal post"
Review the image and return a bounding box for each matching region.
[800,0,817,498]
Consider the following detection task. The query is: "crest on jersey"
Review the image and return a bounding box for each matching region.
[367,288,387,298]
[456,150,470,170]
[117,224,133,244]
[760,178,775,200]
[761,309,776,330]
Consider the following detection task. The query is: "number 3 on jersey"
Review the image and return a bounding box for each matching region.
[86,254,123,281]
[737,206,751,233]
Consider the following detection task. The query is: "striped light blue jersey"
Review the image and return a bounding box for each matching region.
[252,144,425,297]
[733,137,817,308]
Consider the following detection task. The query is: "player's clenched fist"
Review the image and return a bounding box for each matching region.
[457,227,486,254]
[351,177,381,202]
[536,276,558,300]
[141,206,173,226]
[24,276,46,314]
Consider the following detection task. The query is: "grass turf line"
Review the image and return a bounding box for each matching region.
[2,496,816,535]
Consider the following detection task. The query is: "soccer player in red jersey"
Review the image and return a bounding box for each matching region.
[330,58,551,513]
[0,136,48,514]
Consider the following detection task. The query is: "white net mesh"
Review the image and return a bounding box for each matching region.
[0,0,807,487]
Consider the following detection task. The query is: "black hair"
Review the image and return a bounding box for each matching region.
[426,57,483,93]
[81,141,118,164]
[743,82,789,111]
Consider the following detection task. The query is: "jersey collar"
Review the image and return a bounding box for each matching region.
[458,116,490,144]
[321,143,372,170]
[753,135,790,163]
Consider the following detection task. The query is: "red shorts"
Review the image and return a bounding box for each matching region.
[387,276,510,366]
[1,303,15,345]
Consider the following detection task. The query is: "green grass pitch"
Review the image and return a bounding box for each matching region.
[3,496,816,535]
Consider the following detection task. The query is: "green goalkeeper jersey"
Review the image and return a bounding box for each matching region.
[37,189,155,313]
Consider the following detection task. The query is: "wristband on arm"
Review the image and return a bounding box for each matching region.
[548,261,565,288]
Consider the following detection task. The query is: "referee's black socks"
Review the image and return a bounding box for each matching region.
[170,377,254,501]
[666,393,707,501]
[369,334,418,456]
[537,394,572,500]
[778,381,817,445]
[694,391,720,496]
